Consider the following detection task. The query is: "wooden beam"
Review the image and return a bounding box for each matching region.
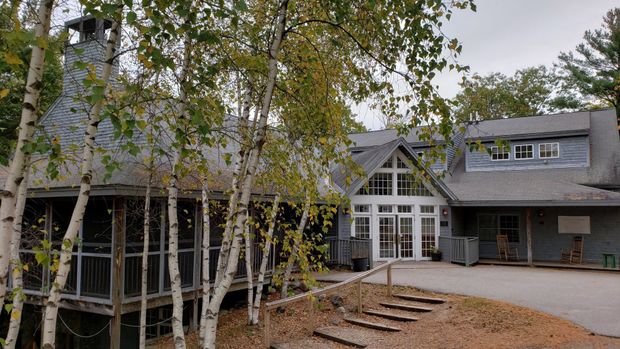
[526,208,533,265]
[111,198,125,349]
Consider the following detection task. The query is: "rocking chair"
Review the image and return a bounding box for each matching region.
[561,236,583,264]
[496,234,519,261]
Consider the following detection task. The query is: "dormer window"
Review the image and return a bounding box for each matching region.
[490,146,509,161]
[539,142,559,158]
[514,144,533,160]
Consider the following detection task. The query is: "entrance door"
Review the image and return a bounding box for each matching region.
[378,216,396,258]
[399,217,414,259]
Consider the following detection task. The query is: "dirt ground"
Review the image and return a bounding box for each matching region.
[153,283,620,349]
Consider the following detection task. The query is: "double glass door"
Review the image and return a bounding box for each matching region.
[378,216,415,259]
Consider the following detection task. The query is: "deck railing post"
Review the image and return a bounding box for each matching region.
[465,238,470,267]
[264,308,270,348]
[387,264,392,297]
[357,280,362,313]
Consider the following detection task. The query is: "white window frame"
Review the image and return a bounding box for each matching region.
[352,215,371,239]
[513,144,534,160]
[539,142,559,159]
[489,146,510,161]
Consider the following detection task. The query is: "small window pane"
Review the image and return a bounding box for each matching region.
[358,173,393,195]
[354,217,370,239]
[378,205,393,213]
[381,157,393,168]
[539,143,559,158]
[397,205,412,213]
[490,146,509,161]
[514,144,533,159]
[420,205,435,214]
[397,173,432,196]
[396,157,408,169]
[354,205,370,213]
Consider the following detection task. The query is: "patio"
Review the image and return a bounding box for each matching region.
[315,261,620,337]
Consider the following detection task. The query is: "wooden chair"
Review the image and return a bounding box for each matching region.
[561,236,583,264]
[496,234,519,261]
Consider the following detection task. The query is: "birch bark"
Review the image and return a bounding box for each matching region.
[41,10,122,348]
[198,181,211,349]
[4,166,30,348]
[244,221,253,325]
[139,173,152,348]
[250,194,280,325]
[280,196,310,299]
[0,0,54,309]
[202,1,289,347]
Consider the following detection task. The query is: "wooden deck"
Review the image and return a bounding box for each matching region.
[478,259,620,272]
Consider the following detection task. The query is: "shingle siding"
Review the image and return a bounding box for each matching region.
[465,136,590,172]
[338,209,352,239]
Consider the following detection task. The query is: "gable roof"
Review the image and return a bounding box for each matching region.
[331,137,456,200]
[348,126,446,149]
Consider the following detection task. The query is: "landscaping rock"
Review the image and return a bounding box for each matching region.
[330,317,343,325]
[318,294,327,302]
[336,306,347,316]
[329,295,344,308]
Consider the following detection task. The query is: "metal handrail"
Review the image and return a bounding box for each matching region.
[263,258,401,347]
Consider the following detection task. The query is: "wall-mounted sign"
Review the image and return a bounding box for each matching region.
[558,216,590,234]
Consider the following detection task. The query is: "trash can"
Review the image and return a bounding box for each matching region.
[352,257,369,272]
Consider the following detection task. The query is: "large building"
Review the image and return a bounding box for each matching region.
[2,14,619,348]
[332,109,620,265]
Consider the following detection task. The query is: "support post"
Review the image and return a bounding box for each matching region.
[111,198,125,349]
[387,264,392,297]
[264,308,270,348]
[357,280,362,313]
[526,208,533,266]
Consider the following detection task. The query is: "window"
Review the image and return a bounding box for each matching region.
[357,173,393,195]
[514,144,533,160]
[377,205,393,213]
[539,142,559,158]
[353,204,370,213]
[478,213,520,242]
[354,216,370,239]
[420,205,435,214]
[416,151,425,159]
[381,157,393,168]
[396,157,409,169]
[397,173,432,196]
[490,146,509,161]
[397,205,412,213]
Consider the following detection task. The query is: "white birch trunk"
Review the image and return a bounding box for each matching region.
[165,25,194,349]
[202,2,289,347]
[4,166,30,348]
[139,176,152,348]
[198,181,211,349]
[167,151,186,348]
[0,0,54,309]
[244,221,253,325]
[41,11,121,348]
[280,197,310,299]
[250,194,280,325]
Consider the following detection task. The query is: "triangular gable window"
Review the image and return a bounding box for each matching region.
[381,157,393,168]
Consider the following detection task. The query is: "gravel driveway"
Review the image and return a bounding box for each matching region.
[316,262,620,338]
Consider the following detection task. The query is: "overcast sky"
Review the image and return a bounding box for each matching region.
[357,0,618,130]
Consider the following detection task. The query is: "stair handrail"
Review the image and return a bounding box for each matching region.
[263,258,401,347]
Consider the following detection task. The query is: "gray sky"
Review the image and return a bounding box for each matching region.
[357,0,618,130]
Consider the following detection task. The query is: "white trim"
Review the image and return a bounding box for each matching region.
[489,145,510,161]
[539,142,560,159]
[513,144,534,160]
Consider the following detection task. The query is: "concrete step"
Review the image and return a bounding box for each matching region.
[313,327,368,348]
[344,317,401,332]
[379,302,433,312]
[392,293,446,304]
[363,309,419,322]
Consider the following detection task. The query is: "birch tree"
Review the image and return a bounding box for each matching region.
[0,0,54,310]
[41,6,123,347]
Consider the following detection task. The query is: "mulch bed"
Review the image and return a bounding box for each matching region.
[152,283,620,349]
